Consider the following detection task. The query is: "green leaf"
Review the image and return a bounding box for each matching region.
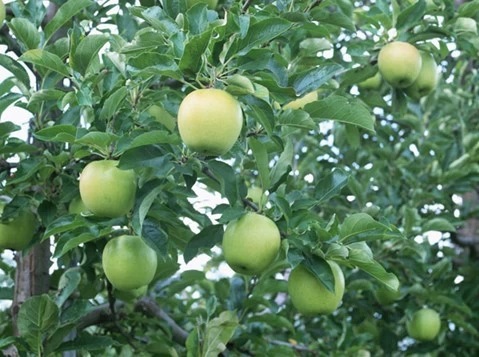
[72,34,109,75]
[339,213,390,242]
[119,146,174,176]
[0,337,16,349]
[0,121,20,138]
[44,0,93,43]
[302,254,335,293]
[179,30,212,74]
[17,294,60,354]
[0,54,31,87]
[248,137,271,190]
[43,215,87,240]
[8,18,41,50]
[237,18,292,56]
[278,110,316,130]
[183,224,224,263]
[28,89,65,109]
[57,334,117,353]
[306,95,375,132]
[396,0,426,31]
[315,168,349,203]
[202,311,239,357]
[54,232,98,258]
[347,242,399,291]
[208,160,239,205]
[99,86,128,121]
[291,64,343,96]
[249,314,294,332]
[75,131,117,156]
[20,49,70,77]
[422,217,456,233]
[269,139,293,192]
[142,218,169,256]
[56,268,82,307]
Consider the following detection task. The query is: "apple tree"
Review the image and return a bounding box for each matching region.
[0,0,478,355]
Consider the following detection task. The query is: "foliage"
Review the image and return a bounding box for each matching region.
[0,0,478,355]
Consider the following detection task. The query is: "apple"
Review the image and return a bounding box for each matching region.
[358,72,382,90]
[222,212,281,275]
[405,52,438,100]
[378,41,422,88]
[102,235,157,291]
[454,17,478,35]
[186,0,218,9]
[79,160,136,218]
[177,88,243,156]
[407,308,441,341]
[288,261,345,315]
[283,91,318,110]
[0,200,36,251]
[246,186,267,207]
[374,285,401,305]
[68,196,89,215]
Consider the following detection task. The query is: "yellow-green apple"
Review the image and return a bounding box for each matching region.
[288,261,345,315]
[358,72,382,90]
[405,52,438,100]
[407,308,441,341]
[222,212,280,275]
[0,200,36,250]
[378,41,422,88]
[374,284,401,305]
[79,160,136,218]
[177,88,243,156]
[102,235,157,291]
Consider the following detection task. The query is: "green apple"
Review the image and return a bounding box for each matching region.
[0,1,5,24]
[0,200,36,251]
[358,72,382,90]
[405,52,438,100]
[246,186,267,207]
[186,0,218,9]
[222,212,281,275]
[374,285,401,305]
[355,318,379,339]
[79,160,136,218]
[288,261,345,315]
[407,308,441,341]
[378,41,422,88]
[102,235,157,291]
[283,91,318,110]
[177,88,243,156]
[68,196,89,215]
[454,17,478,35]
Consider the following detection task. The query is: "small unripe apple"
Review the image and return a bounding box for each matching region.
[0,1,5,24]
[177,88,243,156]
[378,41,422,88]
[407,308,441,341]
[405,52,438,100]
[374,285,401,305]
[0,200,37,251]
[288,261,345,315]
[222,212,281,275]
[358,72,382,90]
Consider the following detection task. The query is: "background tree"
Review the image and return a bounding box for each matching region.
[0,0,478,356]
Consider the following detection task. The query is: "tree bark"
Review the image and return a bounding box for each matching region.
[11,240,51,335]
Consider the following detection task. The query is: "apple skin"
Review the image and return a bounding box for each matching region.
[177,88,243,156]
[374,285,401,305]
[358,72,382,90]
[405,52,438,100]
[102,235,157,291]
[115,285,148,302]
[186,0,218,9]
[407,308,441,341]
[222,212,281,275]
[288,261,345,315]
[378,41,422,88]
[0,1,5,24]
[79,160,136,218]
[0,201,36,251]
